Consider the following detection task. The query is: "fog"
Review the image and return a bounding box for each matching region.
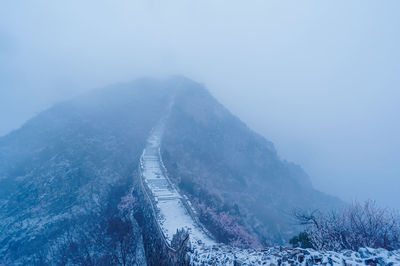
[1,1,399,209]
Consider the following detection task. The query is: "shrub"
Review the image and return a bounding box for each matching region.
[289,232,314,248]
[294,200,400,251]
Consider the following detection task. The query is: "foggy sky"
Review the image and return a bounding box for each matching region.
[1,1,399,209]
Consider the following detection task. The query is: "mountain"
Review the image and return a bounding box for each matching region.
[0,76,341,264]
[161,78,342,246]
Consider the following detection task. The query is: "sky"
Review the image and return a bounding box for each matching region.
[1,1,399,209]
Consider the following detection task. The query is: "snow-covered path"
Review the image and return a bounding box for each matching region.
[139,120,214,249]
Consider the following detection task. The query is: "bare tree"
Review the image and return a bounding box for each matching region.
[170,228,191,265]
[293,200,400,251]
[171,228,190,251]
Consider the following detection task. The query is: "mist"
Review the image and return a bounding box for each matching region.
[1,0,399,210]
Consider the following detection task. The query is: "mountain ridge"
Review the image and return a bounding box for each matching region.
[0,76,342,263]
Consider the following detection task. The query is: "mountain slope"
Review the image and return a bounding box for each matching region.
[0,76,342,264]
[161,78,342,245]
[0,79,172,264]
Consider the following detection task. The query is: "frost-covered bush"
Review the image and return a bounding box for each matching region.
[197,203,261,248]
[294,200,400,251]
[118,193,137,214]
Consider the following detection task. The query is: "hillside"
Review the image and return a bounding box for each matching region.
[0,77,342,264]
[0,79,172,264]
[161,78,342,246]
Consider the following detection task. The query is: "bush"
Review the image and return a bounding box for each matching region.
[289,232,313,248]
[294,200,400,251]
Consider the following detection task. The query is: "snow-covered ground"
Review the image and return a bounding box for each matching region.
[140,120,400,265]
[189,245,400,265]
[140,121,214,249]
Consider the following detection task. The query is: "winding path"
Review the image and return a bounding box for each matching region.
[139,119,215,251]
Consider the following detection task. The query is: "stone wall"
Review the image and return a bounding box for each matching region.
[133,174,189,266]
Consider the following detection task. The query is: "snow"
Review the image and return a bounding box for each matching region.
[188,245,400,265]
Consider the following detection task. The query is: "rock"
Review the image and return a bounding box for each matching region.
[328,257,339,264]
[292,249,301,256]
[364,258,379,265]
[376,257,386,265]
[302,249,310,255]
[233,259,242,266]
[343,262,352,266]
[343,250,353,257]
[313,254,323,263]
[359,248,371,258]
